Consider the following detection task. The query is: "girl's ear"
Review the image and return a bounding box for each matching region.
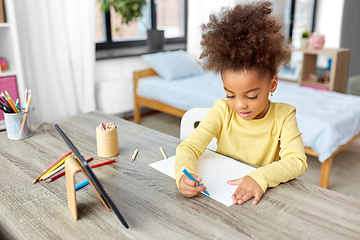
[270,76,278,94]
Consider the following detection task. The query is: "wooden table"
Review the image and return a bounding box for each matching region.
[1,111,360,239]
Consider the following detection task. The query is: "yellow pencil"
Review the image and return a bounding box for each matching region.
[19,93,31,137]
[40,153,73,180]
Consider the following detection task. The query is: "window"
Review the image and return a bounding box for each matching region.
[95,0,187,50]
[157,0,186,39]
[284,0,317,48]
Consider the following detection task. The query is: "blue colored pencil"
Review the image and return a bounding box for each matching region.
[75,180,89,190]
[181,168,210,196]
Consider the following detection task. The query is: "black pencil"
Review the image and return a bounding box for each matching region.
[0,95,13,113]
[0,101,11,113]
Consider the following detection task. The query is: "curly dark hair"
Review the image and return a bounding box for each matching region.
[199,1,291,78]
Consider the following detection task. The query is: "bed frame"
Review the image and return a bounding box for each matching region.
[134,68,360,189]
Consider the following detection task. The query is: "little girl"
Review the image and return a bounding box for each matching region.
[175,1,307,205]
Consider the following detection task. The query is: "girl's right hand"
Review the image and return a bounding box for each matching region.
[179,173,207,197]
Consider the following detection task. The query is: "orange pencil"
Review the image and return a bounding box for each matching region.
[5,90,19,113]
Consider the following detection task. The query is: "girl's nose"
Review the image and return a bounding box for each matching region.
[236,100,247,110]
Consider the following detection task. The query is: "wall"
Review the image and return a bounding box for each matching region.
[340,0,360,77]
[95,56,149,115]
[187,0,286,60]
[187,0,236,60]
[314,0,344,48]
[311,0,344,68]
[311,0,359,77]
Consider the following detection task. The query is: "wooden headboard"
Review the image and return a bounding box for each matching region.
[133,68,186,124]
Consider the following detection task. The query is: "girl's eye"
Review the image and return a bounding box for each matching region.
[226,95,234,99]
[248,96,258,100]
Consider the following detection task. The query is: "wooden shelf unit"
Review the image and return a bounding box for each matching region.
[0,0,24,130]
[293,48,351,93]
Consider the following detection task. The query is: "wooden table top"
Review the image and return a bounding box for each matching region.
[0,111,360,240]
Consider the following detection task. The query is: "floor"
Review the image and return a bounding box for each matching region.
[128,111,360,200]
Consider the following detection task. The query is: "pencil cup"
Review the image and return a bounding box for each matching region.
[4,110,33,140]
[96,127,119,157]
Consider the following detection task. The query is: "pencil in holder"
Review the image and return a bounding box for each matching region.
[4,109,33,140]
[96,127,119,157]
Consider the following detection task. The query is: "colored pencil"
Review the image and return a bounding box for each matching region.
[159,147,167,159]
[5,90,19,113]
[43,150,72,173]
[40,153,73,180]
[41,162,66,180]
[1,92,16,113]
[46,171,65,182]
[90,159,115,168]
[75,160,116,190]
[15,98,19,109]
[48,158,114,182]
[75,180,89,190]
[182,168,210,196]
[131,149,139,162]
[46,157,93,182]
[24,89,28,104]
[0,99,11,113]
[0,94,12,112]
[19,93,31,137]
[32,150,73,184]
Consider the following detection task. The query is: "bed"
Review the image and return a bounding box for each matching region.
[134,51,360,189]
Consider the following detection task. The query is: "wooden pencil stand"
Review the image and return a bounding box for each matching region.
[65,156,110,220]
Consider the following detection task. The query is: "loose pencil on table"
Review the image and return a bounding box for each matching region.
[131,149,139,162]
[159,147,167,159]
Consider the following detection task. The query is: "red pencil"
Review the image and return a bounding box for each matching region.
[89,159,116,168]
[46,157,94,182]
[43,150,73,173]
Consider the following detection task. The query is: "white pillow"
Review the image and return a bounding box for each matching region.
[141,50,204,80]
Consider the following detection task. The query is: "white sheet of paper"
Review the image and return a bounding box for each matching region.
[149,150,255,206]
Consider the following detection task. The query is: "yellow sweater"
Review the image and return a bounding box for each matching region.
[175,99,307,193]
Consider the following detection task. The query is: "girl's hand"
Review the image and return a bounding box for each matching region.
[179,173,207,198]
[227,175,264,205]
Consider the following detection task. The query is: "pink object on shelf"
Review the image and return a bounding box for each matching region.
[0,57,8,71]
[309,33,325,49]
[301,84,328,91]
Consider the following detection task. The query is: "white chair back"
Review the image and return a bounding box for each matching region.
[180,108,217,151]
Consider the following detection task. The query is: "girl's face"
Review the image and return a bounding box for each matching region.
[222,70,277,120]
